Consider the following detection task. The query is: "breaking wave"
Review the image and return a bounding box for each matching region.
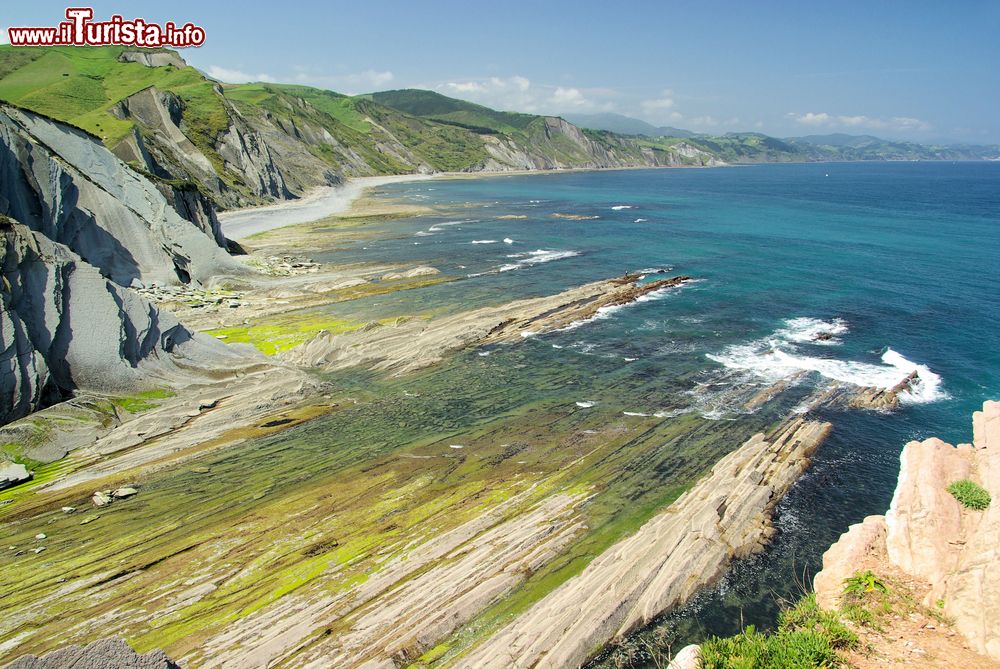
[498,249,580,272]
[706,317,947,404]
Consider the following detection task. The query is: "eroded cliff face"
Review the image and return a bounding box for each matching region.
[0,105,241,287]
[814,400,1000,661]
[0,216,247,425]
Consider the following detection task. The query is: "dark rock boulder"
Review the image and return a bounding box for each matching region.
[3,637,180,669]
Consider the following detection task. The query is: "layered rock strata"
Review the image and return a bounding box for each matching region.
[287,275,691,373]
[455,417,831,668]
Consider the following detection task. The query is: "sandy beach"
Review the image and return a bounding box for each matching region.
[218,174,436,240]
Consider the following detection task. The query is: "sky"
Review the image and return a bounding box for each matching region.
[5,1,1000,143]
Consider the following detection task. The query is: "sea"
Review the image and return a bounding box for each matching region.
[316,161,1000,656]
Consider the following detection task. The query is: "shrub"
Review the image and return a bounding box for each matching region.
[843,570,888,597]
[947,479,991,510]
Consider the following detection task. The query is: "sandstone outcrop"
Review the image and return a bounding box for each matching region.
[287,275,691,373]
[815,400,1000,660]
[455,418,831,668]
[0,461,31,491]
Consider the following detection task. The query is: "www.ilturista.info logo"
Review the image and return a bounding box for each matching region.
[7,7,206,47]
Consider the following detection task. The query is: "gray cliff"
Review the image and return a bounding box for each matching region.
[0,216,249,425]
[0,105,242,287]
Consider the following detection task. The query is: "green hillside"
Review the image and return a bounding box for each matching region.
[0,45,994,211]
[367,88,536,133]
[0,45,227,152]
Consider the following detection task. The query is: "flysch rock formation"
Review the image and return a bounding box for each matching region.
[454,417,831,669]
[286,275,691,373]
[3,636,179,669]
[192,489,587,669]
[0,104,242,287]
[814,400,1000,661]
[0,216,255,425]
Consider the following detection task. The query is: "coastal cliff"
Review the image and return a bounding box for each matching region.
[0,103,257,425]
[0,46,721,213]
[812,400,1000,666]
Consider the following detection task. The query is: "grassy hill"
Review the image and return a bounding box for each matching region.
[366,89,537,133]
[1,46,994,212]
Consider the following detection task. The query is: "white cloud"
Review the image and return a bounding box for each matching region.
[435,75,615,115]
[552,87,588,108]
[205,65,275,84]
[290,69,395,94]
[787,111,931,133]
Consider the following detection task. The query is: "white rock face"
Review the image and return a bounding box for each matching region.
[0,461,31,490]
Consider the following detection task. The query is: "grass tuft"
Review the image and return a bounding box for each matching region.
[700,594,856,669]
[947,479,991,510]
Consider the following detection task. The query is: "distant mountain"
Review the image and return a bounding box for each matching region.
[561,112,696,138]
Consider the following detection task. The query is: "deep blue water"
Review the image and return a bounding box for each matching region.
[319,161,1000,648]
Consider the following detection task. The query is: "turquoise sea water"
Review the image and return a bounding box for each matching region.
[324,162,999,651]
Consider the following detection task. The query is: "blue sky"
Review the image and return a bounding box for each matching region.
[5,1,1000,142]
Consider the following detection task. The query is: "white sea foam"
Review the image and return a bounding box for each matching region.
[427,219,477,233]
[414,230,433,237]
[557,281,683,332]
[776,317,849,346]
[503,238,515,244]
[623,411,650,417]
[706,317,947,404]
[478,351,491,356]
[634,218,648,223]
[575,401,597,408]
[611,205,634,210]
[449,444,464,449]
[471,239,498,244]
[498,249,580,272]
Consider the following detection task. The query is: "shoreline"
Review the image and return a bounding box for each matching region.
[218,163,716,240]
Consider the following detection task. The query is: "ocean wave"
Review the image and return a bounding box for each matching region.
[611,205,634,210]
[471,239,498,244]
[706,318,947,404]
[498,249,580,272]
[503,238,514,244]
[776,317,849,346]
[427,219,478,233]
[634,218,648,223]
[557,280,684,332]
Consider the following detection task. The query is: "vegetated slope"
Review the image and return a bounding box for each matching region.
[0,47,719,210]
[3,47,994,214]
